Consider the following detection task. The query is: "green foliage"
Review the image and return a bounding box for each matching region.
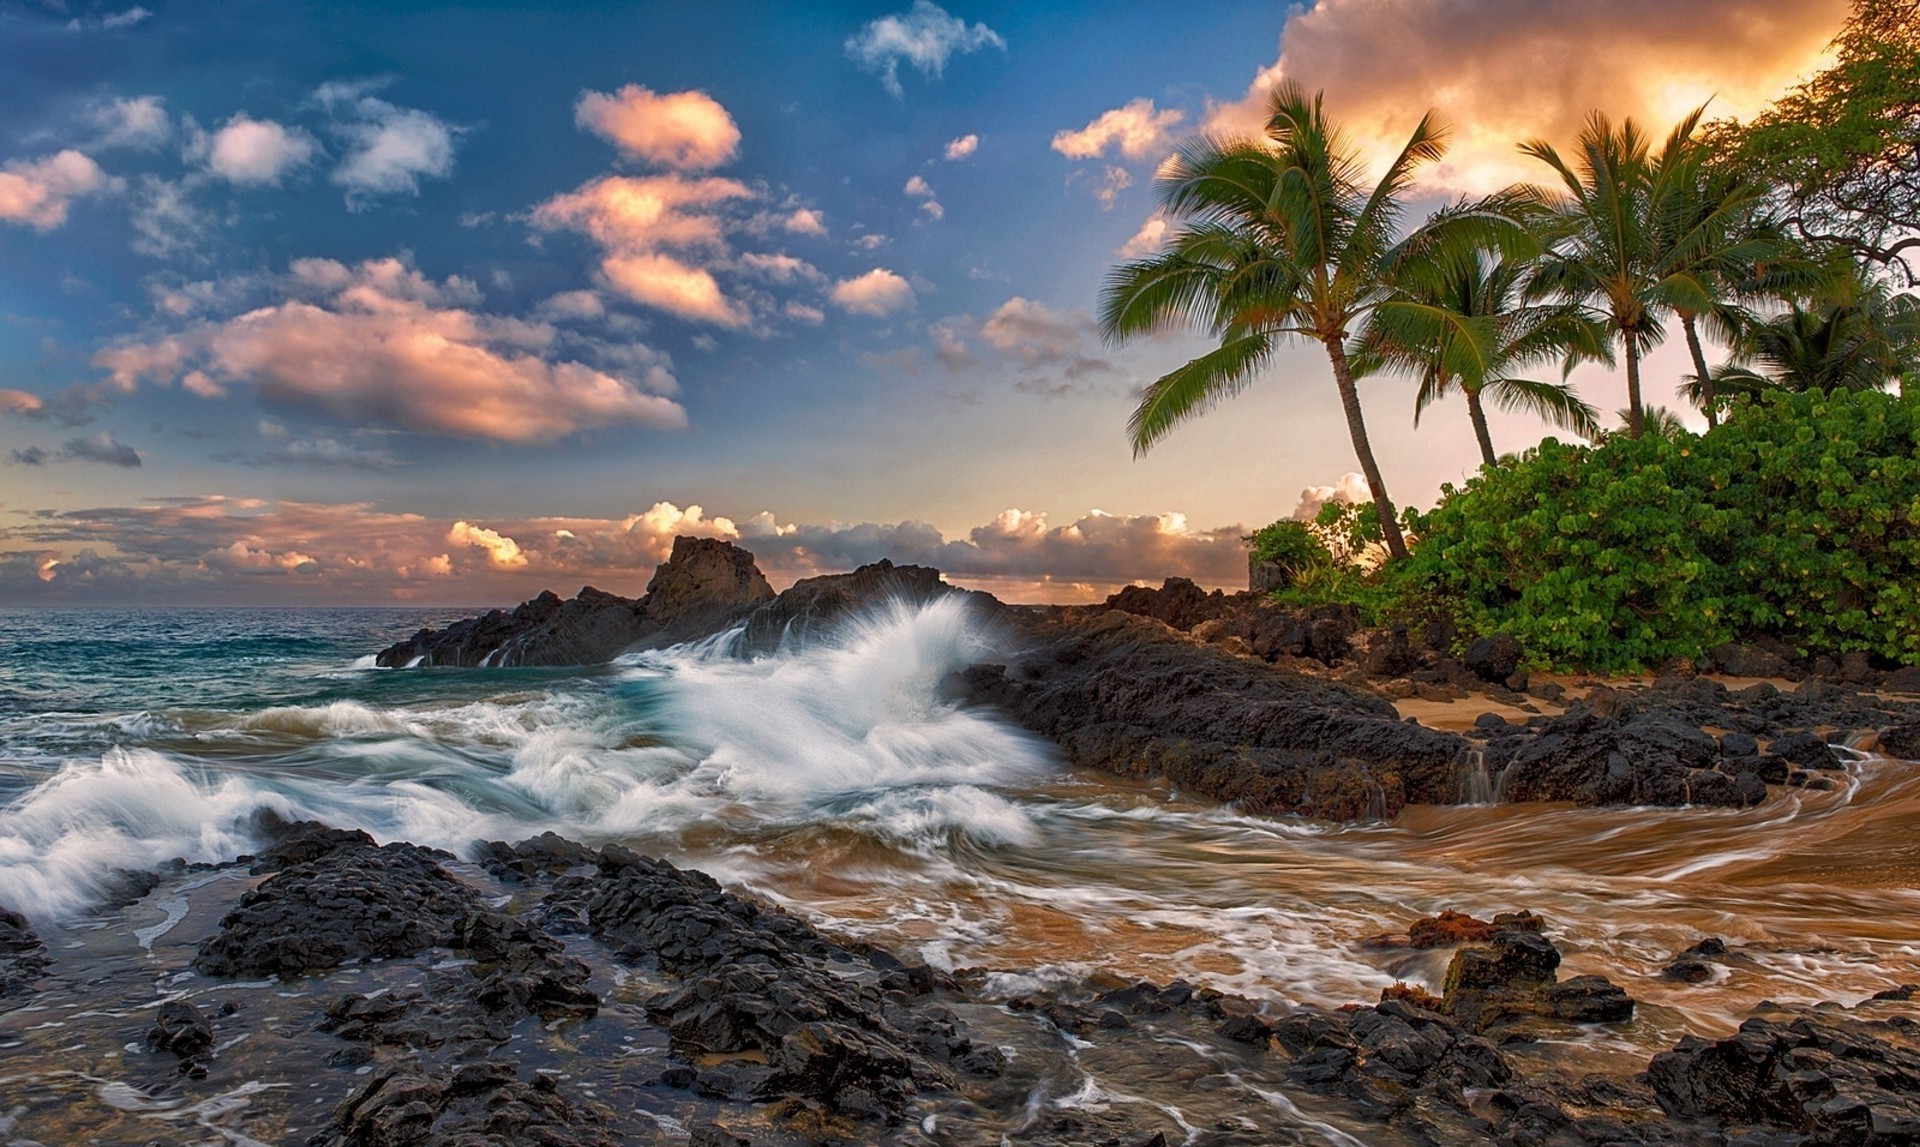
[1246,519,1331,582]
[1388,388,1920,671]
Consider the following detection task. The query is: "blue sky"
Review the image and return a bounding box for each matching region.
[0,0,1847,602]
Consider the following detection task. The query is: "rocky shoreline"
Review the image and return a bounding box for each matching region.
[4,815,1917,1145]
[9,537,1920,1144]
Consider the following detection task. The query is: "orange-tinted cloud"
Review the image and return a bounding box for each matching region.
[533,174,754,326]
[1,497,1250,605]
[1204,0,1848,194]
[574,85,741,170]
[92,256,687,443]
[0,150,115,229]
[830,268,914,316]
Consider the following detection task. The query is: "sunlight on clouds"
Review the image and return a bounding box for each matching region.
[782,207,827,236]
[315,81,461,206]
[944,133,979,160]
[1203,0,1848,195]
[533,174,754,327]
[1117,215,1166,257]
[448,521,527,567]
[92,256,688,443]
[1051,98,1184,161]
[574,84,741,170]
[0,151,115,230]
[198,114,318,186]
[830,269,915,317]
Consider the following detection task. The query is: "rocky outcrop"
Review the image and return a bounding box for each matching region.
[317,1059,620,1147]
[0,906,47,997]
[1439,927,1634,1036]
[374,537,773,668]
[960,608,1471,820]
[737,557,982,654]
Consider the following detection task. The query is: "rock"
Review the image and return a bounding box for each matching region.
[1464,634,1523,683]
[0,905,48,997]
[148,1000,215,1074]
[1439,927,1634,1036]
[374,537,773,668]
[959,610,1469,821]
[1884,667,1920,695]
[1713,642,1796,679]
[1770,731,1843,770]
[1386,909,1542,950]
[1880,723,1920,760]
[1493,710,1732,808]
[1362,626,1418,678]
[194,830,482,977]
[317,1060,619,1147]
[1474,711,1509,730]
[1647,1013,1920,1141]
[1102,577,1231,631]
[1664,959,1714,983]
[740,558,981,654]
[1719,731,1760,758]
[688,1124,753,1147]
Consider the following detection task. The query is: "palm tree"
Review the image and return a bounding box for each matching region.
[1522,107,1753,437]
[1355,238,1608,467]
[1100,84,1490,560]
[1692,264,1920,395]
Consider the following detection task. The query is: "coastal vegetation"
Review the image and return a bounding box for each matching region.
[1131,0,1920,672]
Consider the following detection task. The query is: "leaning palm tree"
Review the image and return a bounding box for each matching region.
[1690,263,1920,395]
[1523,107,1750,437]
[1100,84,1489,560]
[1355,239,1609,467]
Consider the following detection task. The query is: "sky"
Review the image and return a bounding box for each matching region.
[0,0,1851,605]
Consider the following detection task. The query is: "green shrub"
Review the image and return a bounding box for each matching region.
[1388,388,1920,671]
[1245,519,1331,582]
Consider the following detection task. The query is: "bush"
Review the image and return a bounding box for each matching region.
[1246,519,1331,582]
[1390,389,1920,671]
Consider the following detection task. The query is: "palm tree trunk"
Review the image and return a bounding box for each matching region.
[1683,312,1717,429]
[1325,338,1409,561]
[1624,334,1645,438]
[1464,386,1497,468]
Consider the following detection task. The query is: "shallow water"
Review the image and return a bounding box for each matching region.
[1,600,1917,1107]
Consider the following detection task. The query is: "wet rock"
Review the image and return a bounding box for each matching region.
[688,1124,753,1147]
[1366,909,1544,950]
[960,609,1469,820]
[1770,731,1843,770]
[1465,633,1523,683]
[1664,959,1714,984]
[739,558,982,655]
[317,1059,619,1147]
[375,536,774,667]
[0,905,49,997]
[1719,731,1760,758]
[147,1000,214,1075]
[1647,1012,1920,1142]
[194,833,482,977]
[1880,723,1920,760]
[1440,927,1634,1036]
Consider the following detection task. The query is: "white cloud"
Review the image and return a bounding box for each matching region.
[535,290,607,322]
[128,175,214,260]
[448,520,527,567]
[1117,215,1167,257]
[1051,98,1184,161]
[574,85,740,170]
[830,268,915,316]
[91,95,171,150]
[316,82,460,206]
[61,430,141,468]
[845,1,1006,97]
[943,133,979,160]
[0,150,115,230]
[1292,473,1372,520]
[904,173,944,220]
[200,113,319,186]
[92,256,688,443]
[738,252,822,283]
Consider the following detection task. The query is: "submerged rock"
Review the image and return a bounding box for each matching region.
[0,905,48,997]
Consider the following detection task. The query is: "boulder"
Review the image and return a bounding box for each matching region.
[1439,926,1634,1036]
[1464,634,1523,683]
[0,906,48,997]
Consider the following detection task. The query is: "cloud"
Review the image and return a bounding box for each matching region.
[738,252,822,284]
[534,290,606,322]
[1051,98,1185,161]
[1089,165,1132,211]
[1117,215,1168,257]
[0,497,1250,604]
[943,133,979,160]
[448,520,527,567]
[975,296,1117,392]
[0,150,115,230]
[846,1,1006,97]
[10,447,46,466]
[1292,473,1372,520]
[533,173,756,327]
[782,207,827,236]
[830,268,915,316]
[904,173,944,219]
[574,85,740,170]
[0,389,46,417]
[91,95,170,150]
[212,420,402,470]
[127,176,214,260]
[61,430,141,467]
[1203,0,1849,195]
[199,113,318,186]
[315,81,460,206]
[92,256,688,443]
[64,6,150,31]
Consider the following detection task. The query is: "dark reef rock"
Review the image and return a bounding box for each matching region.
[316,1059,620,1147]
[0,905,48,997]
[148,999,216,1076]
[194,829,481,977]
[375,536,774,668]
[1647,1011,1920,1143]
[1464,633,1524,683]
[960,608,1470,820]
[1439,925,1634,1036]
[737,557,982,655]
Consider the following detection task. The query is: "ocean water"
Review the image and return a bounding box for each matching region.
[3,599,1919,1070]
